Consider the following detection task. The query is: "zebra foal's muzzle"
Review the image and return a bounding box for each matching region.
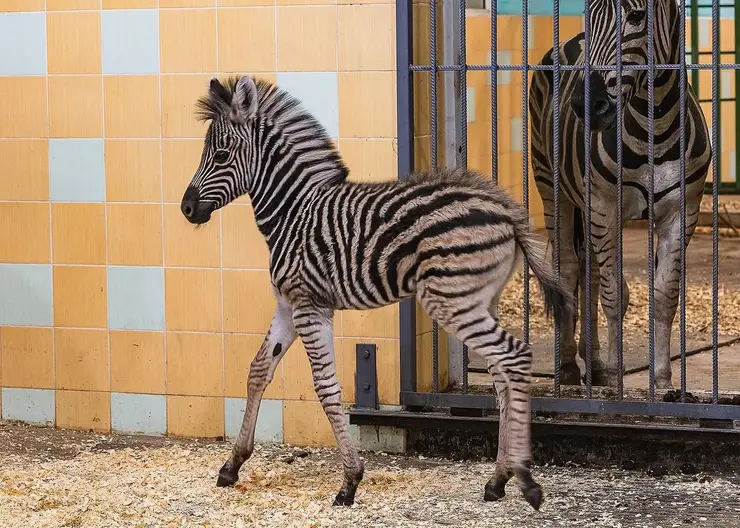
[181,185,216,225]
[570,71,617,132]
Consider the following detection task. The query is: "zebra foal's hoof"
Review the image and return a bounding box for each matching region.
[522,483,543,511]
[332,490,355,507]
[216,461,239,487]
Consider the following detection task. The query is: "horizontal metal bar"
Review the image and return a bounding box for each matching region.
[400,392,740,420]
[350,409,740,441]
[409,63,740,72]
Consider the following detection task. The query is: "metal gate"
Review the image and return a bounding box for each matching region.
[371,0,740,428]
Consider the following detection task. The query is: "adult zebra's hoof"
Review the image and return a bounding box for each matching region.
[483,482,506,502]
[522,483,543,511]
[560,363,582,386]
[332,490,355,507]
[216,461,239,487]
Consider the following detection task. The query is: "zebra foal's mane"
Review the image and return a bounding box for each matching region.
[194,75,349,185]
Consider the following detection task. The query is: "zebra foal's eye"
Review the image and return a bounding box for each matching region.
[626,9,645,25]
[214,150,229,163]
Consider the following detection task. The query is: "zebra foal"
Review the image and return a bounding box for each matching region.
[529,0,711,388]
[181,75,574,510]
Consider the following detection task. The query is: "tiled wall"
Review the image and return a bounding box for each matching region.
[0,1,399,446]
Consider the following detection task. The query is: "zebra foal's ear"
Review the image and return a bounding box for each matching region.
[230,76,259,126]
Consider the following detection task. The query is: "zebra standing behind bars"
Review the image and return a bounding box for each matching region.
[529,0,711,388]
[180,75,574,509]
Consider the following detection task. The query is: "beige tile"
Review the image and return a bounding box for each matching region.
[160,0,214,5]
[160,9,217,73]
[0,140,48,201]
[224,333,283,399]
[221,204,270,269]
[47,11,101,74]
[105,140,162,203]
[104,76,161,138]
[167,395,224,438]
[218,8,275,73]
[53,266,107,328]
[222,270,275,333]
[0,77,47,138]
[1,327,54,389]
[162,139,205,202]
[49,76,103,138]
[338,72,396,138]
[56,390,110,433]
[166,332,223,396]
[163,204,220,268]
[337,5,395,71]
[277,7,337,71]
[165,268,222,332]
[103,0,156,6]
[338,138,397,182]
[51,203,106,265]
[55,329,109,392]
[219,0,271,5]
[107,204,163,266]
[0,0,45,9]
[161,75,212,138]
[47,0,101,9]
[283,400,336,446]
[0,202,50,264]
[110,330,166,394]
[343,304,398,338]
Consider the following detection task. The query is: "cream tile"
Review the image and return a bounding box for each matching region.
[107,204,163,266]
[55,329,109,392]
[104,75,161,138]
[47,11,101,74]
[218,8,275,73]
[53,266,107,328]
[277,7,337,71]
[160,9,217,73]
[338,72,396,138]
[51,203,106,265]
[163,204,220,268]
[222,270,275,333]
[1,327,54,389]
[49,76,103,138]
[110,330,166,394]
[167,395,224,438]
[0,203,50,264]
[56,390,110,433]
[337,5,394,71]
[165,268,222,332]
[0,140,48,201]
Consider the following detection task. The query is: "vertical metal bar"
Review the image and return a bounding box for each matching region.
[711,0,720,404]
[490,0,498,184]
[679,0,688,403]
[552,0,562,398]
[647,0,656,403]
[582,0,593,398]
[690,2,699,97]
[736,2,740,193]
[521,2,529,344]
[615,0,624,400]
[431,0,439,394]
[459,0,469,394]
[397,0,417,395]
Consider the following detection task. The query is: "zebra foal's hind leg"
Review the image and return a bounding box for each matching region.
[291,302,364,506]
[217,294,296,487]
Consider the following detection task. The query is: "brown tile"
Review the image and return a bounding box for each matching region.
[165,268,222,332]
[337,5,394,71]
[160,9,217,73]
[338,139,397,182]
[48,76,104,138]
[276,7,337,71]
[56,390,110,433]
[1,327,54,389]
[166,395,224,438]
[343,304,398,338]
[110,330,166,394]
[55,329,109,392]
[221,204,270,269]
[107,204,163,266]
[218,8,275,73]
[0,202,50,264]
[47,11,101,74]
[283,400,336,446]
[104,76,161,138]
[47,0,101,9]
[222,270,275,333]
[338,72,396,138]
[163,204,220,268]
[224,333,283,399]
[105,140,162,203]
[53,266,107,328]
[166,332,223,396]
[161,75,212,138]
[0,77,47,138]
[51,203,106,265]
[0,140,49,201]
[162,139,205,202]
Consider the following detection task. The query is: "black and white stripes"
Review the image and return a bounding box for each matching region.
[181,75,574,510]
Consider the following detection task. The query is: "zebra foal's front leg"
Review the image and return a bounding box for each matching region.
[217,295,297,487]
[292,302,364,506]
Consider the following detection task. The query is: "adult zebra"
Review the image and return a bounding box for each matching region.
[529,0,711,388]
[180,75,574,509]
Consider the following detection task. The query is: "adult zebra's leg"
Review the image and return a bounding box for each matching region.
[577,243,610,386]
[217,295,296,487]
[292,303,364,506]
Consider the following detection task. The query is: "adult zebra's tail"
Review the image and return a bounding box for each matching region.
[511,216,575,329]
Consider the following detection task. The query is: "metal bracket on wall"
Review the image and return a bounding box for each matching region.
[355,343,379,409]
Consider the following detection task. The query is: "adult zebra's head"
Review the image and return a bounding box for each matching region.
[181,76,261,225]
[570,0,661,132]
